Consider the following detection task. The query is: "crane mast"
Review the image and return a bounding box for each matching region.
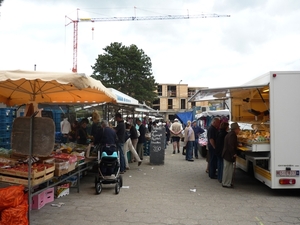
[66,12,230,73]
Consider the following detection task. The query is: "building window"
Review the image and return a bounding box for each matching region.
[191,102,196,108]
[153,98,160,110]
[188,88,196,97]
[157,85,162,96]
[168,99,173,109]
[167,85,176,97]
[181,99,186,109]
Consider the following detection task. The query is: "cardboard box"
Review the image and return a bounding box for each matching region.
[55,183,70,198]
[0,171,54,186]
[54,161,76,177]
[68,162,76,172]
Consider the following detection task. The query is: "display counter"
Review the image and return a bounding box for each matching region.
[237,122,270,153]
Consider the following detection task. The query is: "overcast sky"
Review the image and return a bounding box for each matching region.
[1,0,300,88]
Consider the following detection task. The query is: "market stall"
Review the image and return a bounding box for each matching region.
[0,70,118,224]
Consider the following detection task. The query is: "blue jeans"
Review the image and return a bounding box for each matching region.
[117,143,126,172]
[186,141,193,160]
[217,155,223,182]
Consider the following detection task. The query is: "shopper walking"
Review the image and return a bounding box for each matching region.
[222,122,240,188]
[124,123,142,169]
[136,118,146,160]
[169,118,183,154]
[129,122,139,151]
[184,120,195,161]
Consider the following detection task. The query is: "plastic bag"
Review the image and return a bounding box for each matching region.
[0,185,24,211]
[0,194,28,225]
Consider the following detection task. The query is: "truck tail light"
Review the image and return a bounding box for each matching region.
[279,179,296,185]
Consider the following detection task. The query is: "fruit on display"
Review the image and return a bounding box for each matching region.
[2,163,53,173]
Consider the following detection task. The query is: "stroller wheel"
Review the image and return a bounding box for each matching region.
[115,183,120,194]
[95,183,102,195]
[119,175,123,188]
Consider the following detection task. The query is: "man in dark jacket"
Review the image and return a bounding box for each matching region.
[136,118,146,160]
[114,113,126,173]
[222,122,240,188]
[207,117,220,179]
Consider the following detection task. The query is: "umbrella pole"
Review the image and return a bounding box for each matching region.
[28,111,39,224]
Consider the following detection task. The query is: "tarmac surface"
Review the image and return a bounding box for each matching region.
[30,143,300,225]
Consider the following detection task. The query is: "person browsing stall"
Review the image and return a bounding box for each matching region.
[222,122,240,188]
[216,122,229,183]
[191,120,205,159]
[77,118,89,145]
[207,117,221,179]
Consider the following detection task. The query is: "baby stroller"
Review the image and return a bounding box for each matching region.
[94,144,123,195]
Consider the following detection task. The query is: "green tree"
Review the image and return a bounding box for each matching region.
[91,42,158,106]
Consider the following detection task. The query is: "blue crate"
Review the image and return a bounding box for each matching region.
[0,131,11,138]
[0,108,16,117]
[0,117,14,123]
[0,125,12,132]
[0,137,10,145]
[0,137,10,143]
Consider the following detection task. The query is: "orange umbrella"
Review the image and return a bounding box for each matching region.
[0,70,116,106]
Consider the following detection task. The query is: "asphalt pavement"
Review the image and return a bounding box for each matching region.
[30,143,300,225]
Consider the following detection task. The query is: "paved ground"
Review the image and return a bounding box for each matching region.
[30,144,300,225]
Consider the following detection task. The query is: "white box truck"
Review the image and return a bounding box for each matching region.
[190,71,300,189]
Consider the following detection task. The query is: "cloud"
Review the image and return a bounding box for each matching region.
[1,0,300,88]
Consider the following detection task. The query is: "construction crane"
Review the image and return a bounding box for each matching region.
[65,10,230,73]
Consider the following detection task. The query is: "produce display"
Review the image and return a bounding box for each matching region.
[53,153,77,163]
[3,163,53,173]
[237,123,270,147]
[0,161,54,177]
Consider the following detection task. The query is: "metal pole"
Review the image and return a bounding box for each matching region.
[28,111,39,224]
[178,80,182,110]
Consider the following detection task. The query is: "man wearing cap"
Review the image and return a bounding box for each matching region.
[191,120,205,159]
[169,118,183,154]
[222,122,240,188]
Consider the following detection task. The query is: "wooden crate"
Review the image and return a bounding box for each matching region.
[0,171,54,186]
[0,163,54,178]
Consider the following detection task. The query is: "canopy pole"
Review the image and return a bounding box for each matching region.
[28,111,39,224]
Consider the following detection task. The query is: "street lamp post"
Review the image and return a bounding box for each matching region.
[178,80,182,110]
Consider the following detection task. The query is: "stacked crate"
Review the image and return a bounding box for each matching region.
[0,108,16,149]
